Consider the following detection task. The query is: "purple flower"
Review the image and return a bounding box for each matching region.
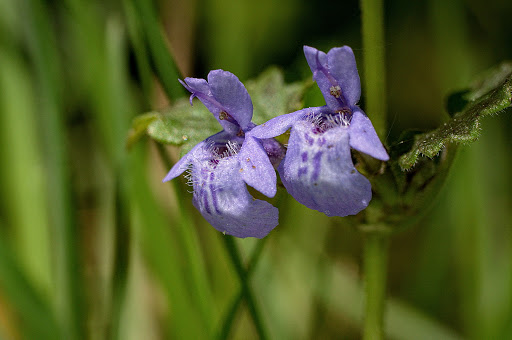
[249,46,389,217]
[163,70,284,238]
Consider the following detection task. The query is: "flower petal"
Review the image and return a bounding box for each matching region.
[179,78,208,106]
[179,77,209,94]
[279,120,372,217]
[162,139,207,182]
[181,73,239,135]
[304,46,361,110]
[208,70,253,131]
[304,46,342,111]
[192,155,278,238]
[327,46,361,105]
[248,107,327,139]
[259,137,286,168]
[162,130,232,182]
[348,109,389,161]
[239,136,277,198]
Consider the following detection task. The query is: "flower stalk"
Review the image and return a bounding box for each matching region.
[362,231,389,340]
[360,0,389,338]
[360,0,387,138]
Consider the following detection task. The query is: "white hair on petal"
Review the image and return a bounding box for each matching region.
[184,138,241,189]
[226,140,241,157]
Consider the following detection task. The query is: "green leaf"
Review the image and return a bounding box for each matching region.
[125,112,159,149]
[399,62,512,170]
[361,62,512,233]
[246,67,312,124]
[148,100,220,156]
[127,67,311,156]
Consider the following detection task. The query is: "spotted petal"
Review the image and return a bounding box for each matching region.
[180,70,252,135]
[192,154,278,238]
[327,46,361,105]
[304,46,361,111]
[239,136,277,198]
[304,46,341,111]
[208,70,253,131]
[278,120,372,217]
[348,109,389,161]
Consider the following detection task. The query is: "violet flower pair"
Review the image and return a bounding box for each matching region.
[163,46,389,238]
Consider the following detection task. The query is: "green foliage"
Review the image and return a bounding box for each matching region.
[399,62,512,170]
[125,112,159,149]
[126,68,310,155]
[354,62,512,234]
[246,67,312,124]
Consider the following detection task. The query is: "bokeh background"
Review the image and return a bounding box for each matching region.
[1,0,512,339]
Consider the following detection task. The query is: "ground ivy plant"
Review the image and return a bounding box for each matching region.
[128,48,511,340]
[128,59,511,233]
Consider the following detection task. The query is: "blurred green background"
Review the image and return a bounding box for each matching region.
[1,0,511,339]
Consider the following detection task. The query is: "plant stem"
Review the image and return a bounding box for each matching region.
[217,238,267,340]
[360,0,389,336]
[362,232,389,340]
[360,0,387,137]
[222,236,269,340]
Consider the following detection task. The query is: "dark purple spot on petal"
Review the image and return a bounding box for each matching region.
[209,184,221,214]
[311,151,323,181]
[203,191,211,214]
[298,167,308,177]
[301,152,308,162]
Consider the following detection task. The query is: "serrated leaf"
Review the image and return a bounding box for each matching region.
[147,99,221,156]
[399,62,512,170]
[125,112,159,149]
[246,67,312,124]
[468,62,512,100]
